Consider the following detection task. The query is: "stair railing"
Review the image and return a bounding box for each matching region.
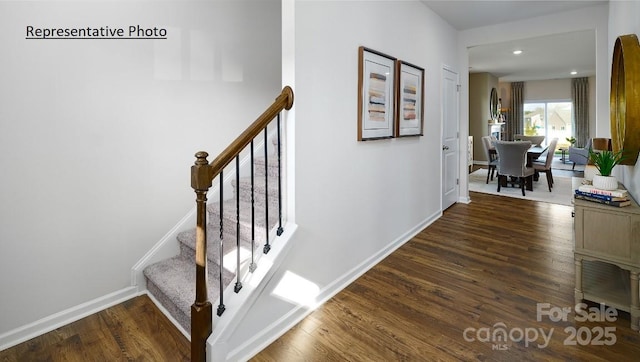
[190,86,293,362]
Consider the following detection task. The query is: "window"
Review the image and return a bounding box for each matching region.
[523,102,572,143]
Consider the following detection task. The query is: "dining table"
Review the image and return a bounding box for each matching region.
[527,145,548,164]
[495,142,549,191]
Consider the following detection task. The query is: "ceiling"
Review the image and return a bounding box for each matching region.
[422,0,606,82]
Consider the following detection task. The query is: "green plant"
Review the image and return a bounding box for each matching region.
[566,137,576,145]
[588,149,626,176]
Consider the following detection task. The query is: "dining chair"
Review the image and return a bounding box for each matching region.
[481,136,498,183]
[532,137,559,192]
[494,140,535,196]
[514,134,546,147]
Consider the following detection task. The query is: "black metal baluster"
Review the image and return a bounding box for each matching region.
[217,172,225,316]
[234,156,242,293]
[276,114,284,236]
[249,140,257,272]
[263,128,270,254]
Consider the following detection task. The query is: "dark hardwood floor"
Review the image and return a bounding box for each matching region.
[0,295,190,361]
[253,191,640,361]
[3,186,639,361]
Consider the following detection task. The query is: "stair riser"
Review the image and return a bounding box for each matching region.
[179,232,261,267]
[233,182,280,208]
[207,198,279,229]
[206,212,278,246]
[179,243,258,276]
[147,278,190,331]
[252,158,280,178]
[144,255,236,333]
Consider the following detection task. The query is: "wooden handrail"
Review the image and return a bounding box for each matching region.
[190,86,294,362]
[209,86,294,177]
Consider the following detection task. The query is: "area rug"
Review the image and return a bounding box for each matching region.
[468,168,573,206]
[551,157,584,172]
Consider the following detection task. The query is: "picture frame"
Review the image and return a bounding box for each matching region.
[357,46,396,141]
[395,60,424,137]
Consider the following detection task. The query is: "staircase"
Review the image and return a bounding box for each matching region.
[141,87,294,361]
[143,150,280,332]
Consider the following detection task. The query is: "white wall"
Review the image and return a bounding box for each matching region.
[0,0,281,336]
[458,3,609,200]
[288,0,456,286]
[228,0,458,356]
[608,0,640,201]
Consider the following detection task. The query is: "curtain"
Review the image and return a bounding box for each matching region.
[507,82,524,141]
[572,77,589,147]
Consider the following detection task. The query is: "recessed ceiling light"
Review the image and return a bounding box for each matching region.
[571,71,578,75]
[513,50,523,55]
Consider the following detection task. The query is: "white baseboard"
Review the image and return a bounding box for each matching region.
[229,210,442,361]
[458,195,472,204]
[0,287,140,352]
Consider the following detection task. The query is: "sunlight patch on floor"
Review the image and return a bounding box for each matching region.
[272,271,320,308]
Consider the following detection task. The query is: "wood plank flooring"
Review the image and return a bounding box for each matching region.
[252,191,640,361]
[3,189,640,361]
[0,295,190,361]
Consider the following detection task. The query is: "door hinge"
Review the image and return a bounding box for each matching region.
[456,84,461,92]
[456,178,459,185]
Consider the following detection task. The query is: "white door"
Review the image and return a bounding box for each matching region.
[442,68,459,210]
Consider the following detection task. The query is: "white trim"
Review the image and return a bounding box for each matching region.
[229,210,441,361]
[207,222,298,362]
[0,287,140,351]
[131,210,193,288]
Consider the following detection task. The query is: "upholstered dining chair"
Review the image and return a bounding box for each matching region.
[494,140,535,196]
[481,136,498,183]
[532,138,559,192]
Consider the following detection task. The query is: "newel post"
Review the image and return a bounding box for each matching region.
[191,151,213,362]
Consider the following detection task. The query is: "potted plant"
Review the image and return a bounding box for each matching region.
[566,137,576,146]
[589,149,625,190]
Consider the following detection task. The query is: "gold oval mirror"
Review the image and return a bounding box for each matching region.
[610,34,640,165]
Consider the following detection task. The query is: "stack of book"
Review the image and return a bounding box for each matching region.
[575,185,631,207]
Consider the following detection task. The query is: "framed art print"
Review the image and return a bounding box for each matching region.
[396,60,424,137]
[357,46,396,141]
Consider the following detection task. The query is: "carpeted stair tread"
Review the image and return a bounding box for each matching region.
[253,156,280,178]
[177,223,259,267]
[144,145,282,336]
[234,177,280,207]
[207,197,279,233]
[143,255,235,331]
